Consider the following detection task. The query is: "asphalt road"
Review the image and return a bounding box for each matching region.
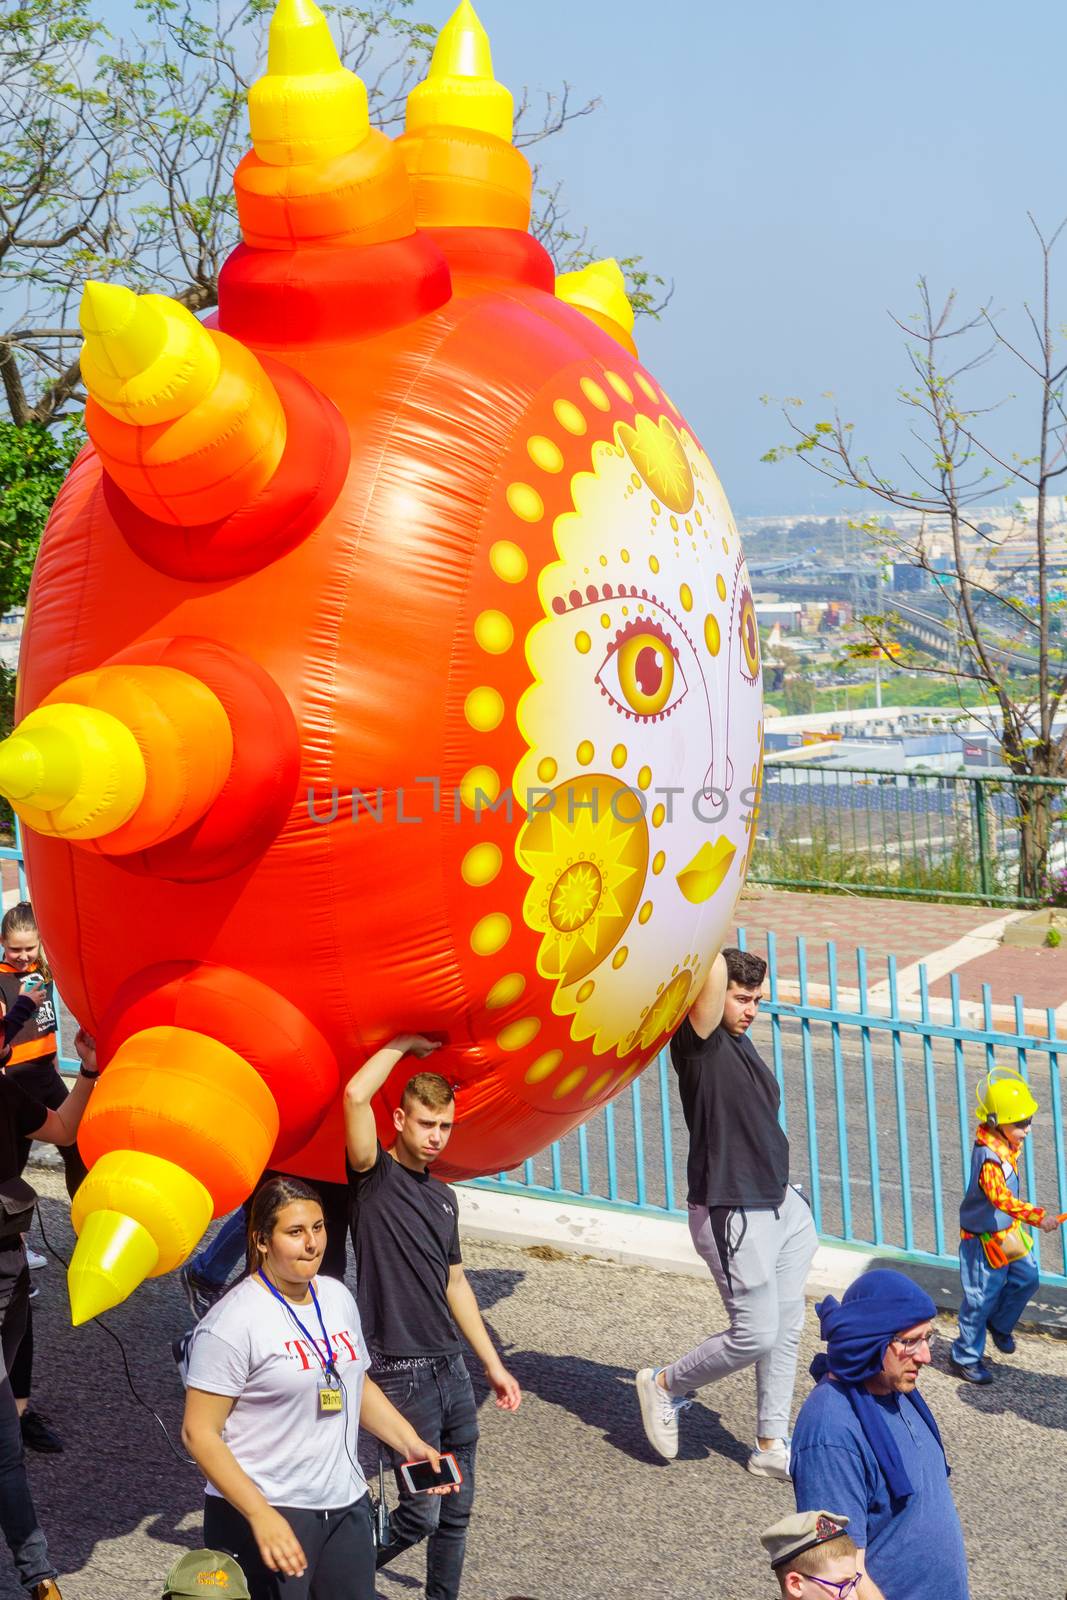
[10,1168,1067,1600]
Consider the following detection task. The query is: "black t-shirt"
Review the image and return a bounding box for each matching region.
[0,1074,46,1183]
[347,1144,463,1358]
[670,1017,790,1210]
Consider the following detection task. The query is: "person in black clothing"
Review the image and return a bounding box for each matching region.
[0,902,86,1456]
[0,1021,101,1599]
[636,948,817,1481]
[344,1035,521,1600]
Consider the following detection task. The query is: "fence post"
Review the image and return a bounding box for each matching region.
[973,778,991,898]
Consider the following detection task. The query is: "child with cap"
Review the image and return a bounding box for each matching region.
[760,1511,859,1597]
[951,1066,1060,1385]
[163,1551,250,1598]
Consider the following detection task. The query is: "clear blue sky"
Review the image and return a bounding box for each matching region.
[102,0,1067,521]
[477,0,1067,518]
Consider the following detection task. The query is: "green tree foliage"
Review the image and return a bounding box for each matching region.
[0,0,662,434]
[0,418,83,608]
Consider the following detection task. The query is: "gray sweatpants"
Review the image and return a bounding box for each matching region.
[663,1186,818,1439]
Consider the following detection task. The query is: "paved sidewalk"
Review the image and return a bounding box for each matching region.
[13,1170,1067,1600]
[733,884,1067,1028]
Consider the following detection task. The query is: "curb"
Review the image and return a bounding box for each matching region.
[457,1185,1067,1340]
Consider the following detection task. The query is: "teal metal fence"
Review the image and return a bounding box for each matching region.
[748,762,1067,907]
[471,928,1067,1288]
[3,837,1064,1284]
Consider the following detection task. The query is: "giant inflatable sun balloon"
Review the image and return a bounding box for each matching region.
[0,0,763,1323]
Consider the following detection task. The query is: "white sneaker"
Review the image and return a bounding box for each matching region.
[636,1367,690,1460]
[25,1246,47,1271]
[747,1436,791,1480]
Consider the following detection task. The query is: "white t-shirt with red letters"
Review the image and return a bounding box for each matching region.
[187,1273,370,1510]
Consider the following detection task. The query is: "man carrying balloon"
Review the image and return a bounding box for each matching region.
[344,1036,521,1600]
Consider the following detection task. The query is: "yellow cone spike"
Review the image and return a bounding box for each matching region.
[556,259,637,350]
[72,1150,214,1278]
[80,284,221,427]
[0,703,145,841]
[405,0,513,141]
[250,0,369,166]
[68,1208,160,1325]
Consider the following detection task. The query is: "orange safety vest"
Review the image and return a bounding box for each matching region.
[0,963,58,1065]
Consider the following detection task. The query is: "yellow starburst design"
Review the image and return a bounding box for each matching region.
[637,970,693,1051]
[618,414,694,513]
[518,776,649,987]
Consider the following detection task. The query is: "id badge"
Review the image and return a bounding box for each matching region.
[318,1384,343,1415]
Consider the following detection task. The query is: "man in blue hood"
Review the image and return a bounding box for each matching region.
[790,1269,968,1600]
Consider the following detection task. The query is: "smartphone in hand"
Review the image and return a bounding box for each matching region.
[399,1453,462,1493]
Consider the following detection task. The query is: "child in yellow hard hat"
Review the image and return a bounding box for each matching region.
[950,1067,1059,1384]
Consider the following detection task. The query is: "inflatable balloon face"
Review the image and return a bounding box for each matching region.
[0,0,763,1322]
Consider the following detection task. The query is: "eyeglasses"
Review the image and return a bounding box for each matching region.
[892,1329,937,1356]
[807,1575,862,1598]
[1009,1118,1033,1129]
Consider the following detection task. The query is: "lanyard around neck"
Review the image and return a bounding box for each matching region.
[258,1270,337,1377]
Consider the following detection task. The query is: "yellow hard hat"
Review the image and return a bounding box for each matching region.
[976,1067,1038,1127]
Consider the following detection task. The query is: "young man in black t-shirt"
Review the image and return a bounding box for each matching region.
[636,949,817,1482]
[345,1035,520,1600]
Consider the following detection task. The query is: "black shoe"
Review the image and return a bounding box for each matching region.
[989,1328,1016,1355]
[949,1358,993,1385]
[20,1410,63,1453]
[180,1264,224,1322]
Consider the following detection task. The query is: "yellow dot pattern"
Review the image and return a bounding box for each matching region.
[506,482,544,522]
[554,398,587,435]
[580,376,611,411]
[460,765,500,809]
[637,766,652,790]
[651,803,666,828]
[461,842,502,887]
[704,614,721,656]
[498,1017,541,1052]
[638,900,653,925]
[489,541,528,583]
[577,739,595,766]
[635,372,659,402]
[679,583,693,612]
[652,850,665,875]
[574,631,591,655]
[716,574,727,601]
[604,371,633,403]
[585,1071,612,1100]
[474,610,513,654]
[575,979,595,1003]
[612,946,629,970]
[611,743,627,769]
[471,912,511,956]
[537,757,557,783]
[525,1049,562,1084]
[465,687,504,732]
[527,435,564,473]
[486,972,525,1010]
[553,1067,587,1099]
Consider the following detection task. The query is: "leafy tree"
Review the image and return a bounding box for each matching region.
[764,218,1067,897]
[0,0,665,431]
[0,418,83,608]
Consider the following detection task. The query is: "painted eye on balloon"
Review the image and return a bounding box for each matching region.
[596,619,688,720]
[737,584,760,684]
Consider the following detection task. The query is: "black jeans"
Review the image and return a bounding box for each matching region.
[204,1492,375,1600]
[0,1248,53,1590]
[372,1352,478,1600]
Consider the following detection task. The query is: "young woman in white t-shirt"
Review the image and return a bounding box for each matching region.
[182,1176,451,1599]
